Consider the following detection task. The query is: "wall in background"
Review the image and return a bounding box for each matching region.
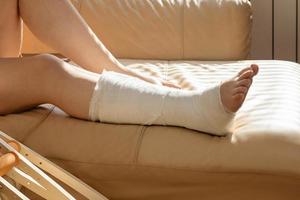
[250,0,299,62]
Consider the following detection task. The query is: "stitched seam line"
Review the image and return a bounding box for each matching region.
[133,126,147,164]
[47,157,300,180]
[23,105,55,143]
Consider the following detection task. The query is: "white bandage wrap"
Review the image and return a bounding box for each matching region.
[89,71,235,136]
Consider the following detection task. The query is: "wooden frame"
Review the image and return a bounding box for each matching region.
[0,131,109,200]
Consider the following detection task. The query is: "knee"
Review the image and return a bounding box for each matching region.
[32,54,71,91]
[35,53,62,65]
[34,54,66,75]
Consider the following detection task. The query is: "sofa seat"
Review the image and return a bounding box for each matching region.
[1,59,300,200]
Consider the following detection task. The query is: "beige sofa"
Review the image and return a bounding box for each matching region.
[1,0,300,199]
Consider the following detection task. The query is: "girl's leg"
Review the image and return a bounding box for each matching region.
[0,0,22,57]
[0,54,98,119]
[18,0,181,88]
[0,53,259,135]
[18,0,122,73]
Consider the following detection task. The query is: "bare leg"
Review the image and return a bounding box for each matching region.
[18,0,181,88]
[0,54,98,119]
[0,54,258,129]
[0,0,22,57]
[18,0,124,73]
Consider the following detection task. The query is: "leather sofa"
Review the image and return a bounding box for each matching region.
[1,0,300,199]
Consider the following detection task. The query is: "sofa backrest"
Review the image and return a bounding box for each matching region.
[22,0,252,60]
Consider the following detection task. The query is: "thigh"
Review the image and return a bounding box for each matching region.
[0,55,98,119]
[0,0,22,57]
[0,56,49,114]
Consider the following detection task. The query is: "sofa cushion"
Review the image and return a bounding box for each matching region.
[0,104,54,142]
[2,58,300,172]
[1,59,300,199]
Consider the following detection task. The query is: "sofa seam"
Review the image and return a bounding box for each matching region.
[47,157,300,180]
[81,172,300,182]
[22,105,55,143]
[133,126,147,164]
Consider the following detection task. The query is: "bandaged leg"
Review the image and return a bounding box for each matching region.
[89,71,235,136]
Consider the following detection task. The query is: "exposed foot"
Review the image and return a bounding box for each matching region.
[220,64,259,113]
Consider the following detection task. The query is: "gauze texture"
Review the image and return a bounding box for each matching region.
[89,71,235,136]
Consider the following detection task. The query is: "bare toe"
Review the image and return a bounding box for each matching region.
[236,64,259,80]
[238,66,253,76]
[237,78,252,88]
[250,64,259,75]
[237,70,254,81]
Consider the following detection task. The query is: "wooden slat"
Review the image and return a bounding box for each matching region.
[274,0,297,61]
[0,131,108,200]
[249,0,273,60]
